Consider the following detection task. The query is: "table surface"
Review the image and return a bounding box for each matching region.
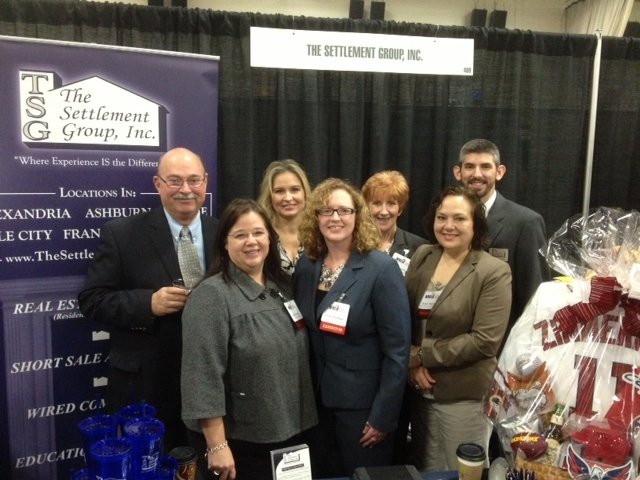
[320,469,459,480]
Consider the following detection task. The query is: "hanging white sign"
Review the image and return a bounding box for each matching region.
[250,27,474,75]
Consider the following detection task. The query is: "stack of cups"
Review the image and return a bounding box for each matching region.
[77,414,118,466]
[89,437,133,480]
[117,402,158,436]
[74,403,166,480]
[123,417,165,479]
[73,414,118,480]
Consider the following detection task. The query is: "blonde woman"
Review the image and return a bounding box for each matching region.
[258,159,312,274]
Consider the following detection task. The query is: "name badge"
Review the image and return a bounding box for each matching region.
[284,299,305,330]
[418,289,442,311]
[319,301,350,336]
[489,247,509,262]
[392,252,411,276]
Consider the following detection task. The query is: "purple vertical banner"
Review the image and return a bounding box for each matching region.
[0,36,219,479]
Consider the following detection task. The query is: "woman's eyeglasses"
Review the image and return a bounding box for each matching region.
[316,207,356,217]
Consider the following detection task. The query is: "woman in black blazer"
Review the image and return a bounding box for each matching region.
[362,170,429,463]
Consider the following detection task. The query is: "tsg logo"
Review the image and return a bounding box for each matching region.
[19,70,167,150]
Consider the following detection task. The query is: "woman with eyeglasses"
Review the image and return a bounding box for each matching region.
[258,159,312,275]
[181,199,317,480]
[293,178,411,477]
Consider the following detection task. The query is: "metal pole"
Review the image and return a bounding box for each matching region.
[582,30,602,218]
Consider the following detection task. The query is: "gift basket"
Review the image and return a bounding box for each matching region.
[485,207,640,480]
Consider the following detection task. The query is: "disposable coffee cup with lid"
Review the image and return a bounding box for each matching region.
[456,442,485,480]
[168,446,197,480]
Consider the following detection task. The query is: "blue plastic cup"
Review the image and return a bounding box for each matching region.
[124,417,165,479]
[77,414,117,463]
[156,454,179,479]
[69,467,91,480]
[116,402,157,435]
[89,438,132,480]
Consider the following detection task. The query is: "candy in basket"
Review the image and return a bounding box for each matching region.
[485,207,640,480]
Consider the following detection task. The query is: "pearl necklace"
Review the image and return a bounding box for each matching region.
[319,263,344,290]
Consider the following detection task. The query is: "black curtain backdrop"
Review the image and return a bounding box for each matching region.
[1,0,639,236]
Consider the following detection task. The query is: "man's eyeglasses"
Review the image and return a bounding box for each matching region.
[157,174,207,189]
[316,207,356,217]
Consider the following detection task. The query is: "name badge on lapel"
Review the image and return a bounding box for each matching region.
[418,289,442,311]
[284,300,305,330]
[489,247,509,262]
[270,289,305,330]
[392,252,411,276]
[320,296,350,335]
[417,289,442,318]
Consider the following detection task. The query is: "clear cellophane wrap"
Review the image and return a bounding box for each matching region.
[485,207,640,480]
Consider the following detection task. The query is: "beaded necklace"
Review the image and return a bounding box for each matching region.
[319,263,344,290]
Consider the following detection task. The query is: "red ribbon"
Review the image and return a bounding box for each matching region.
[551,276,640,336]
[621,294,640,336]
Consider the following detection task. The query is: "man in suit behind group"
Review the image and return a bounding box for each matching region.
[79,147,218,450]
[453,139,549,341]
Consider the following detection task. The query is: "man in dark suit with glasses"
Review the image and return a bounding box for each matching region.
[79,147,218,450]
